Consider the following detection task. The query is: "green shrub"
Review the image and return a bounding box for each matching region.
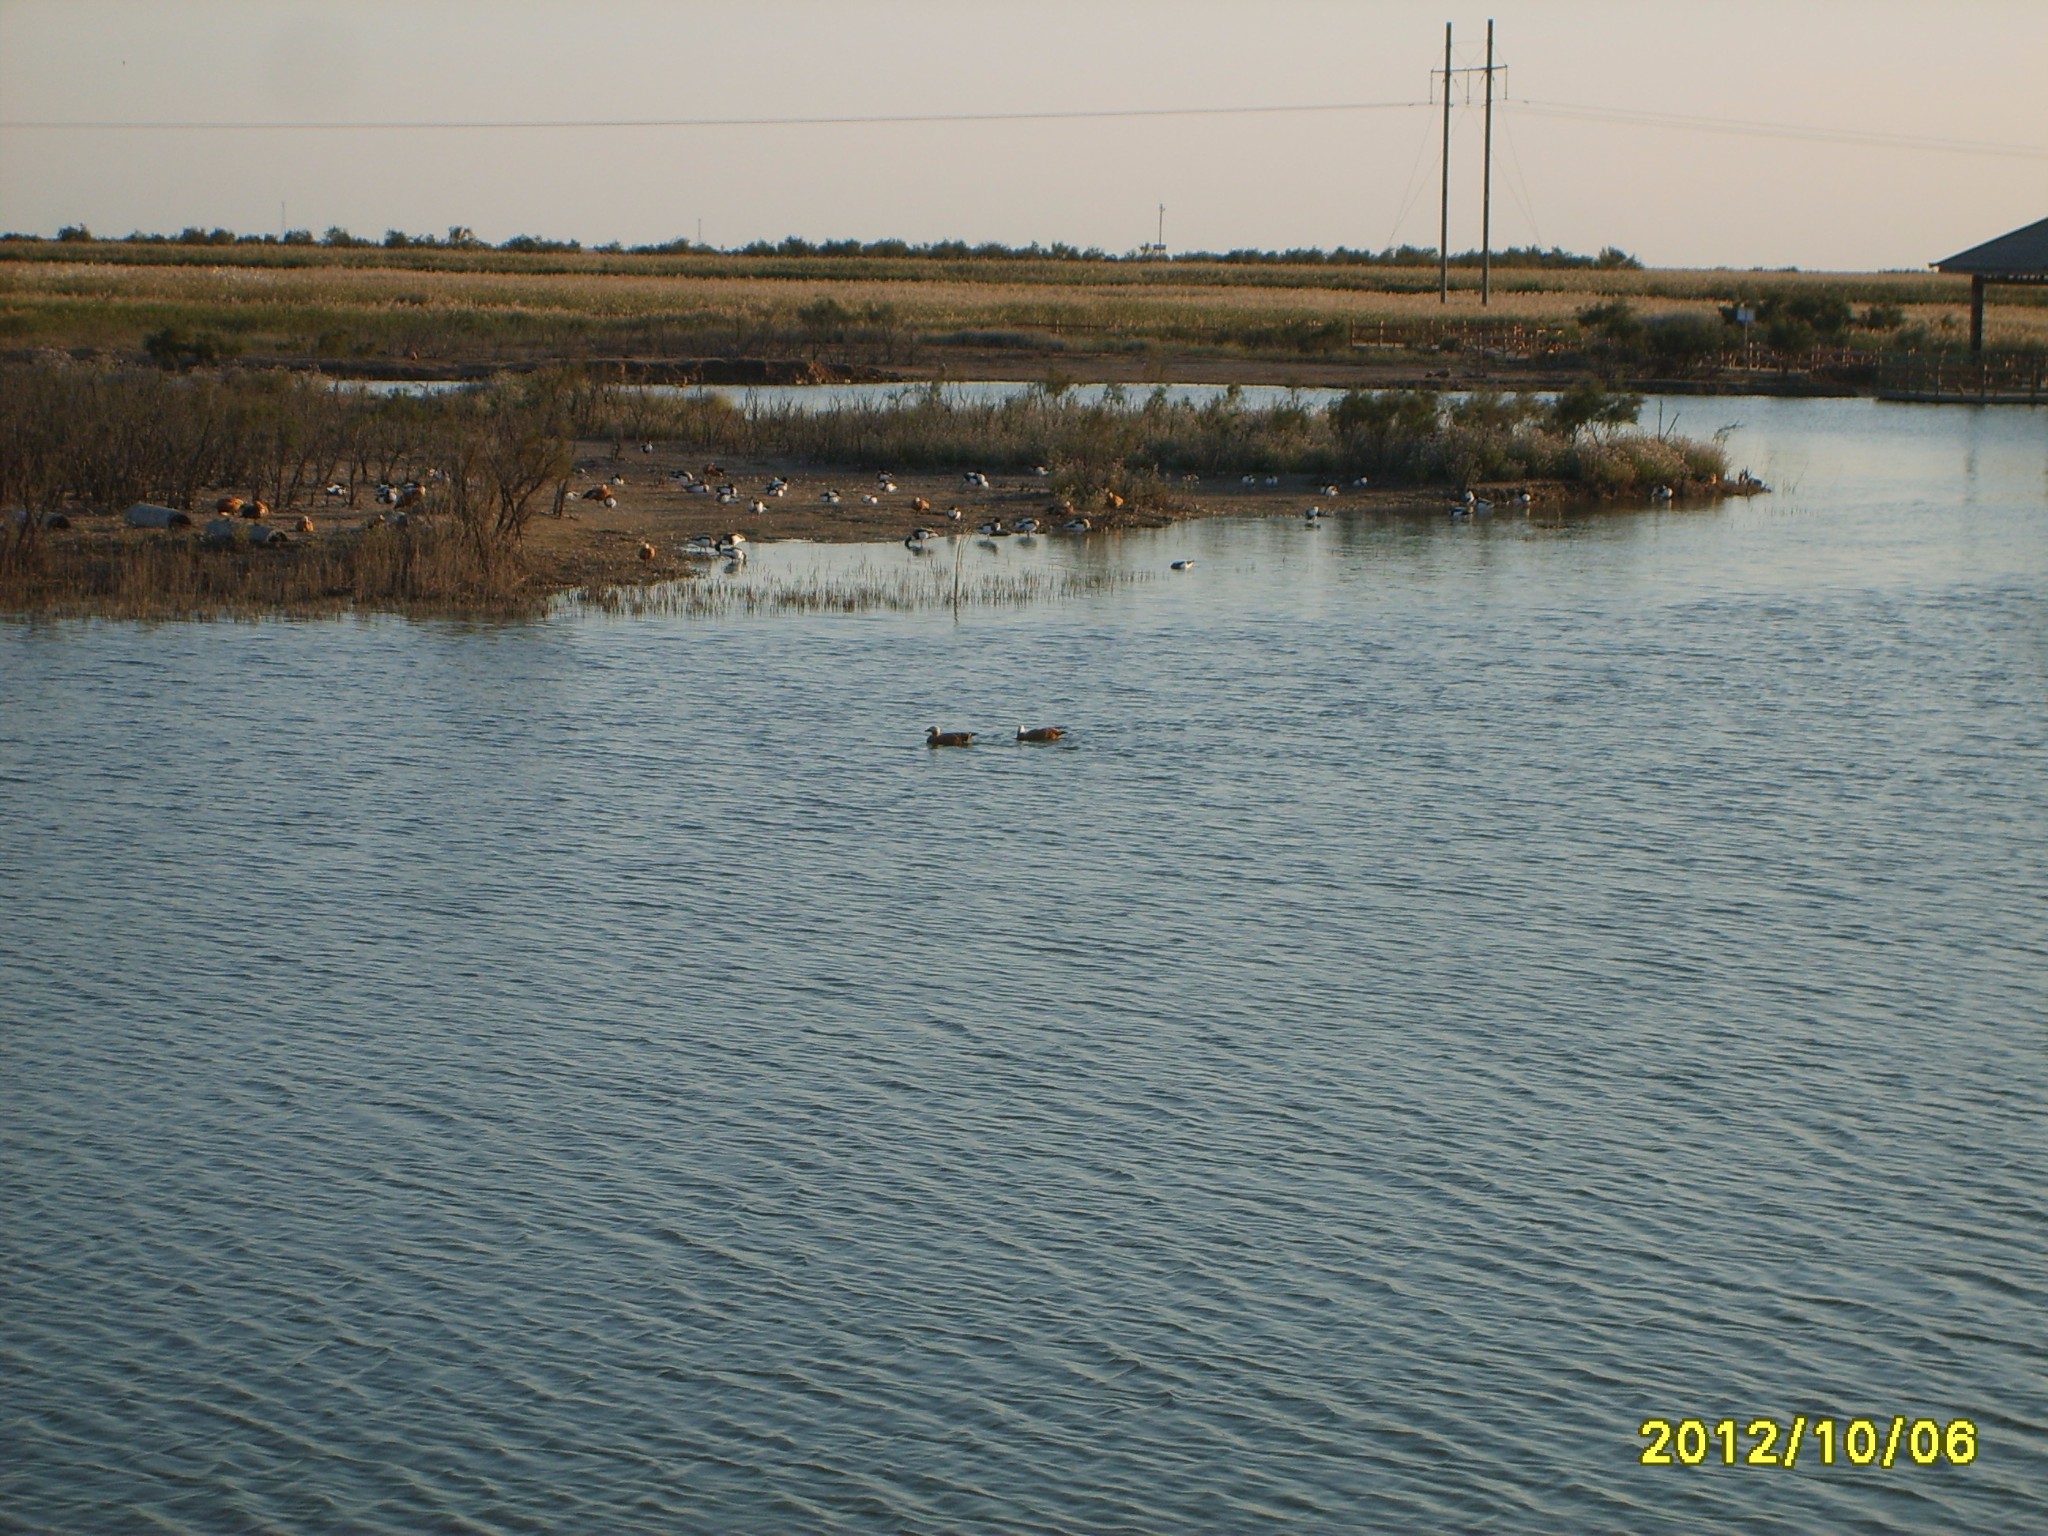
[1642,313,1731,371]
[1548,379,1642,435]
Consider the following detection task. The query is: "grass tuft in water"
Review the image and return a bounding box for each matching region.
[563,560,1145,618]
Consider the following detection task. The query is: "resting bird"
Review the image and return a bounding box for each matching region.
[1017,726,1066,743]
[927,728,975,747]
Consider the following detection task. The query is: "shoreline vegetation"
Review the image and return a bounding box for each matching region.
[0,360,1743,620]
[2,236,2043,403]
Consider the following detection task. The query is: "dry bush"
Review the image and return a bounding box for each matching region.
[0,361,582,614]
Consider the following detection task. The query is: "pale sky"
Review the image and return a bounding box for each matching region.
[2,0,2043,269]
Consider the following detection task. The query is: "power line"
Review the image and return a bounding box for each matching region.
[6,95,2039,164]
[0,100,1428,132]
[1513,99,2048,162]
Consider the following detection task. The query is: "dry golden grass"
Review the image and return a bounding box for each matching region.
[6,250,2038,362]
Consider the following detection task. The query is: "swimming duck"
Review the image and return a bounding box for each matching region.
[1017,726,1066,743]
[927,728,975,747]
[1170,559,1195,571]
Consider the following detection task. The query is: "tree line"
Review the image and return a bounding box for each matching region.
[13,225,1640,269]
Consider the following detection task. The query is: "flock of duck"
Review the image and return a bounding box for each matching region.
[927,726,1066,748]
[634,454,1716,571]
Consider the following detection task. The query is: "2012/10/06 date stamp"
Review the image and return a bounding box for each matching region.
[1639,1417,1978,1469]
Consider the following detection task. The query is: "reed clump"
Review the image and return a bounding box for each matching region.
[578,380,1728,491]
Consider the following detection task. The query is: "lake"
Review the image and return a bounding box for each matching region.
[3,397,2045,1533]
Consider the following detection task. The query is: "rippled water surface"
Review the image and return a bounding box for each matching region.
[5,398,2046,1533]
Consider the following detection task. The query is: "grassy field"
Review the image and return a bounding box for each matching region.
[4,240,2040,375]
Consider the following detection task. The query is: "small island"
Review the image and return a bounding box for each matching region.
[1,362,1740,621]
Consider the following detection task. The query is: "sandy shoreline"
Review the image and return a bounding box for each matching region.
[513,446,1569,589]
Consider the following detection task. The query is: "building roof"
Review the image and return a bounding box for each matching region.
[1935,216,2048,275]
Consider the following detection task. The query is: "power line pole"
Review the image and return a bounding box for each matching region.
[1482,19,1495,306]
[1439,21,1453,304]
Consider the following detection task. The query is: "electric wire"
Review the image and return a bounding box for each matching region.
[0,101,1428,132]
[5,95,2037,165]
[1496,114,1544,249]
[1514,98,2048,162]
[1383,105,1444,250]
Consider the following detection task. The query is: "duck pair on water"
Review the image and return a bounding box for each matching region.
[928,727,1067,747]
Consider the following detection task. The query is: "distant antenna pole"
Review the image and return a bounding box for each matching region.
[1439,21,1452,303]
[1158,203,1166,250]
[1481,19,1495,306]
